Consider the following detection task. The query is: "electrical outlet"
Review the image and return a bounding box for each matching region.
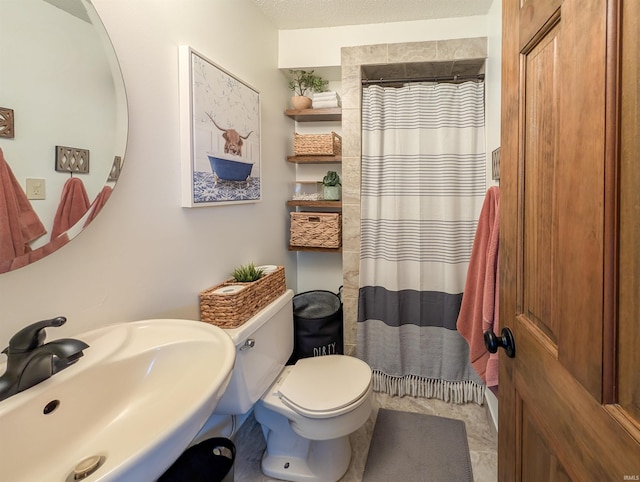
[26,178,46,200]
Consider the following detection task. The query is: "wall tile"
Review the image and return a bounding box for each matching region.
[341,64,362,109]
[341,157,361,205]
[342,44,388,66]
[342,204,361,252]
[437,37,487,60]
[362,63,407,80]
[452,58,487,76]
[342,251,360,297]
[342,294,358,346]
[341,109,361,158]
[388,40,438,63]
[343,343,356,357]
[405,60,453,78]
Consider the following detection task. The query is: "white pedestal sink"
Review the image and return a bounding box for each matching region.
[0,319,236,481]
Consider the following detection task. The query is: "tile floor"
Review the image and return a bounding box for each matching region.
[233,391,498,482]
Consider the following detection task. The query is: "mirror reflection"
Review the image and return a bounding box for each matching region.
[0,0,127,273]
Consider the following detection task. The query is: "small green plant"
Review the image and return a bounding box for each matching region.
[322,170,341,187]
[231,263,265,282]
[288,69,329,97]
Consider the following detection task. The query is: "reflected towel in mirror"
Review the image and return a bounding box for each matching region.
[51,177,90,240]
[0,147,47,272]
[84,185,112,227]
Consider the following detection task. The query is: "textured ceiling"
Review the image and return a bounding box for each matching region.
[250,0,494,29]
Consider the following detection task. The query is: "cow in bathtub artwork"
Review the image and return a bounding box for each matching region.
[205,113,255,188]
[206,113,253,157]
[183,46,261,206]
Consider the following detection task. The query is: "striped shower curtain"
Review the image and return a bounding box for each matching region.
[357,82,486,404]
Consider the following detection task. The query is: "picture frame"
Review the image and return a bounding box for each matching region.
[179,46,261,207]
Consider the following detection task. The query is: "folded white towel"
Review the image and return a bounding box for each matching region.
[313,91,340,100]
[314,97,340,104]
[312,99,341,108]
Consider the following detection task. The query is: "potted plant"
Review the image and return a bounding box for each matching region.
[288,69,329,110]
[199,263,286,328]
[231,262,265,283]
[322,170,341,200]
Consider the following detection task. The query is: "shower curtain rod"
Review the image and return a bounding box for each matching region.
[361,73,485,85]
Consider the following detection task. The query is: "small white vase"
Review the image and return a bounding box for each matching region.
[291,95,312,110]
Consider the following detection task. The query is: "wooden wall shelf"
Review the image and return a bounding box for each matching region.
[288,245,343,253]
[285,105,342,254]
[287,200,342,209]
[285,108,341,122]
[287,155,341,163]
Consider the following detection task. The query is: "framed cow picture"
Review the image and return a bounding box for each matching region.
[179,45,261,207]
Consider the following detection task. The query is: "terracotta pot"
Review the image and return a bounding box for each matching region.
[291,95,312,110]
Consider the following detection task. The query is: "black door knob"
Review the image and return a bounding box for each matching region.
[484,327,516,358]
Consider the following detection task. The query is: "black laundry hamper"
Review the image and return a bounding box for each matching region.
[158,437,235,482]
[288,288,344,364]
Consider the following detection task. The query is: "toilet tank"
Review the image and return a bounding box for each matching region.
[213,289,294,414]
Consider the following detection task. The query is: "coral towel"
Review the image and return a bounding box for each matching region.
[84,185,112,227]
[9,234,70,272]
[0,148,47,272]
[456,186,500,387]
[51,177,90,240]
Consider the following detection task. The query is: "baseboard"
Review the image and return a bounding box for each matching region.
[484,388,498,433]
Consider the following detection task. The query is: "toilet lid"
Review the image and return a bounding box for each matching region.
[277,355,372,415]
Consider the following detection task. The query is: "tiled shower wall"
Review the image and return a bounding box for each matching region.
[340,38,488,355]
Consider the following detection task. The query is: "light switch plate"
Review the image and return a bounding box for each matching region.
[26,178,46,200]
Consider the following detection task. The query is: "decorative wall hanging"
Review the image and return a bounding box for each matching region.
[491,147,500,181]
[179,46,261,207]
[55,145,90,173]
[108,155,122,181]
[0,107,15,138]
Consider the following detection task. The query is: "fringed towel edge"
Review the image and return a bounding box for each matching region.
[372,370,486,405]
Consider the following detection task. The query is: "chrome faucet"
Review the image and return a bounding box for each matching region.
[0,317,89,402]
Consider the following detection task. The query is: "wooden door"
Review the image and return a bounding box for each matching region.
[499,0,640,480]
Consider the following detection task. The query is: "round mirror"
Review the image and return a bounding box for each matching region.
[0,0,127,274]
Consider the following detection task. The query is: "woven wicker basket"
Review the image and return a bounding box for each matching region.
[290,212,342,248]
[294,131,342,156]
[200,266,286,328]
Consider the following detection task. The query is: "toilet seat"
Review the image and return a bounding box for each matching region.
[275,355,372,419]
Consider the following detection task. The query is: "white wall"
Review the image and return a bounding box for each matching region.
[485,0,502,188]
[279,15,491,73]
[0,0,295,347]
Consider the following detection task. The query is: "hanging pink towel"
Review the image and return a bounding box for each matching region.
[9,233,70,272]
[456,186,500,387]
[0,148,47,273]
[51,177,90,240]
[484,255,500,387]
[84,185,112,227]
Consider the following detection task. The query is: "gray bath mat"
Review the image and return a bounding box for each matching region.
[362,408,474,482]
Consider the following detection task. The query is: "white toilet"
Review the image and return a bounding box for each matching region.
[211,289,372,482]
